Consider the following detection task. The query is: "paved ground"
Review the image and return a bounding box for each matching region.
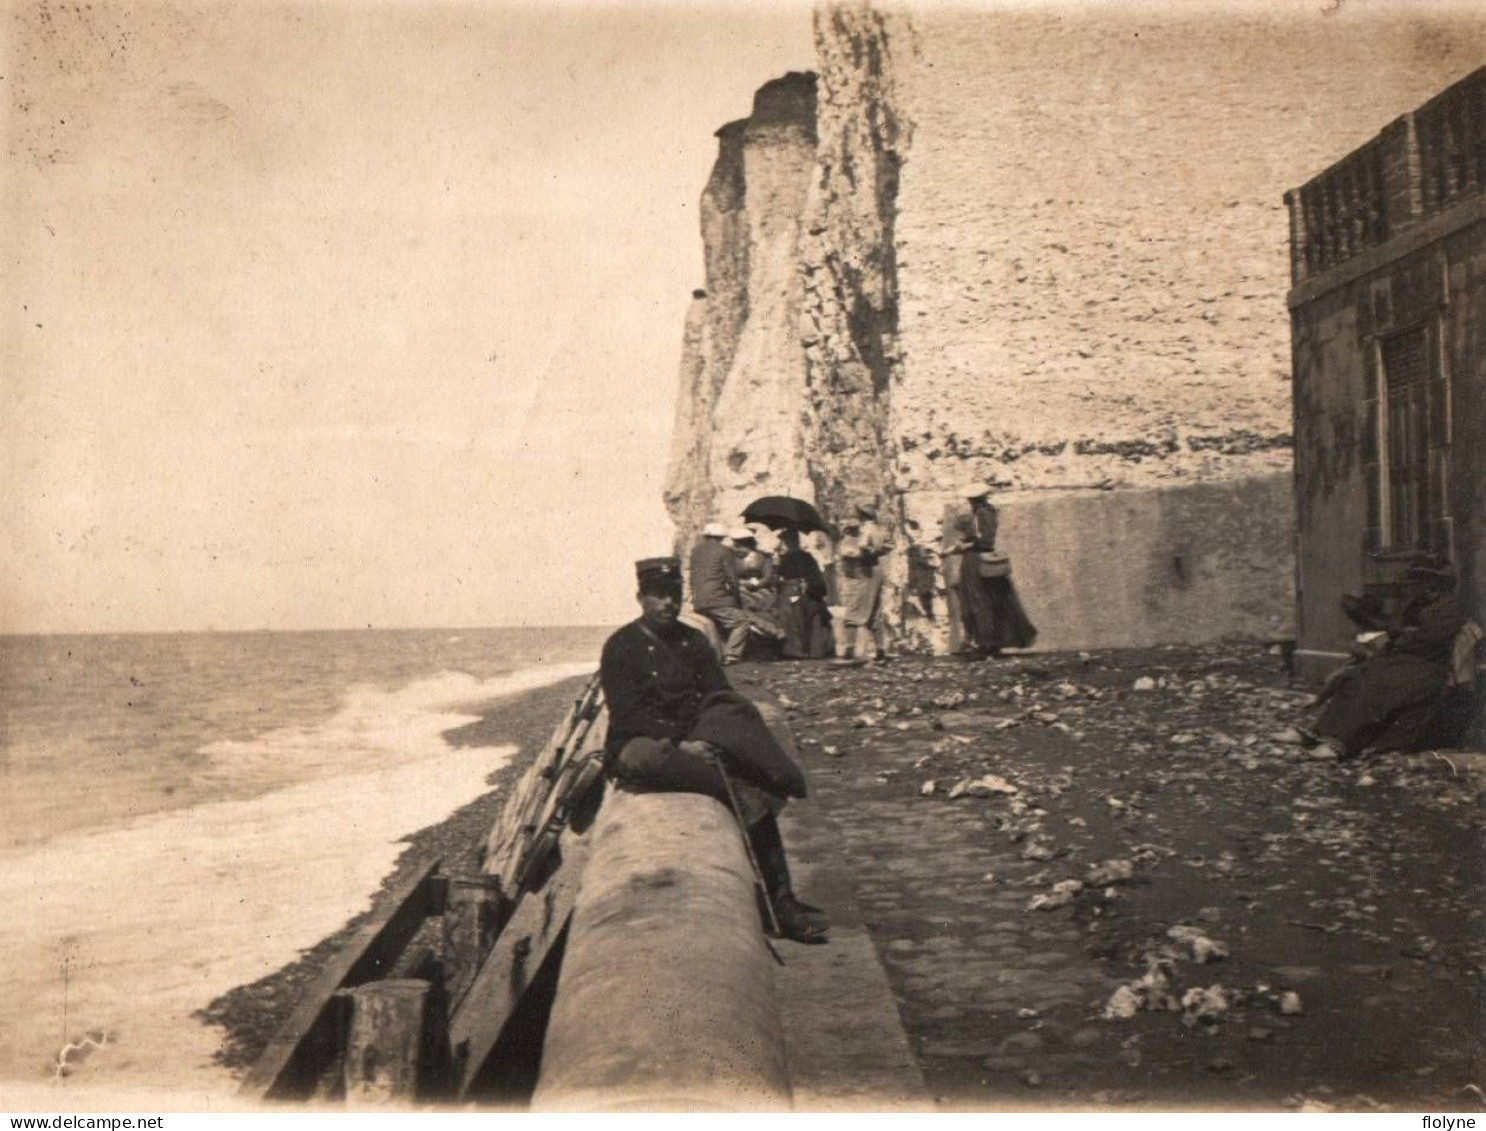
[732,645,1484,1112]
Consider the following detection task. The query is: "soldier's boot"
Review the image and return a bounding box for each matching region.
[748,814,830,943]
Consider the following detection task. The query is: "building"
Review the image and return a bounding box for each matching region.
[1286,66,1484,680]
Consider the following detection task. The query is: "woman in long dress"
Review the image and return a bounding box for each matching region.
[775,527,834,659]
[943,482,1037,656]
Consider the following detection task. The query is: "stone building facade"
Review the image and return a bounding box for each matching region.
[1287,67,1485,679]
[665,2,1486,651]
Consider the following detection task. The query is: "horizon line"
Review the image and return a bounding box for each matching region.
[0,621,621,639]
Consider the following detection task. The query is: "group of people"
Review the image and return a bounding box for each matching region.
[591,483,1040,944]
[683,484,1041,666]
[594,499,1478,952]
[687,507,897,665]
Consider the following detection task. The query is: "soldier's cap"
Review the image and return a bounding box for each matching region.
[702,522,728,538]
[636,557,683,592]
[855,503,878,520]
[961,481,992,500]
[729,526,755,543]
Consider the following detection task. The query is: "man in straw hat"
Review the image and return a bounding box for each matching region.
[597,557,831,942]
[688,521,750,665]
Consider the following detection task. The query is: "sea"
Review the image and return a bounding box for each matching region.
[0,626,608,1105]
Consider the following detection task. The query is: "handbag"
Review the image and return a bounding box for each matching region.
[977,550,1012,579]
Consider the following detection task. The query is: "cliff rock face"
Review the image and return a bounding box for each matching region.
[667,2,1486,650]
[663,74,818,552]
[796,4,912,524]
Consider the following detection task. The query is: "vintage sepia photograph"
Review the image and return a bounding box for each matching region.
[2,0,1483,1115]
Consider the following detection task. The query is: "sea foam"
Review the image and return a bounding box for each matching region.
[0,659,594,1105]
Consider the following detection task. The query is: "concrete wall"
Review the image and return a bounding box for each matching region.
[532,790,791,1112]
[899,476,1295,652]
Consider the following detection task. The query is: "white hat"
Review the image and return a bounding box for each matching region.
[702,522,727,538]
[961,482,991,500]
[729,526,755,542]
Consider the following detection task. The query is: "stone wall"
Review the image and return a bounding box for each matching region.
[665,2,1486,650]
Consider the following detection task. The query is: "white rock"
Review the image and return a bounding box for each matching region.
[1168,924,1230,963]
[956,773,1019,798]
[1087,859,1135,885]
[1180,984,1231,1023]
[1133,676,1156,692]
[1027,890,1074,911]
[1103,985,1141,1020]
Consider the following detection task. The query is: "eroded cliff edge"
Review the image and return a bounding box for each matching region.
[664,72,819,554]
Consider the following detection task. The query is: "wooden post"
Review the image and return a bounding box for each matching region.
[343,979,431,1106]
[239,859,441,1101]
[443,875,503,1009]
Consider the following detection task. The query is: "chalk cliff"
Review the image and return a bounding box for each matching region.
[663,73,819,554]
[667,2,1486,650]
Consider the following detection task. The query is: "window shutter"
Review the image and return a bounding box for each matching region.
[1427,317,1454,557]
[1361,341,1383,553]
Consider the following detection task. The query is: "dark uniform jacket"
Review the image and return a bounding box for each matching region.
[689,538,741,612]
[600,617,729,757]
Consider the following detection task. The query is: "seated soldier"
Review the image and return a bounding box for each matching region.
[599,556,830,943]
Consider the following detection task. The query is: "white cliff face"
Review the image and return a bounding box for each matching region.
[705,86,819,521]
[663,125,749,551]
[664,75,818,549]
[797,3,913,525]
[666,2,1486,650]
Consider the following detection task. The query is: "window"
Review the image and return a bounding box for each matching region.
[1380,327,1431,549]
[1373,321,1453,557]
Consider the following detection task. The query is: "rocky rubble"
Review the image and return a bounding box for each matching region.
[736,643,1484,1110]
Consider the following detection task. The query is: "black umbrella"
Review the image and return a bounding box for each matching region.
[741,495,827,533]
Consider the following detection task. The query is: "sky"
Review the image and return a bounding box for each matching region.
[1,0,815,633]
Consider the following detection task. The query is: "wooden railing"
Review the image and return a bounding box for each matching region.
[1293,137,1391,279]
[1417,68,1486,220]
[1287,66,1484,286]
